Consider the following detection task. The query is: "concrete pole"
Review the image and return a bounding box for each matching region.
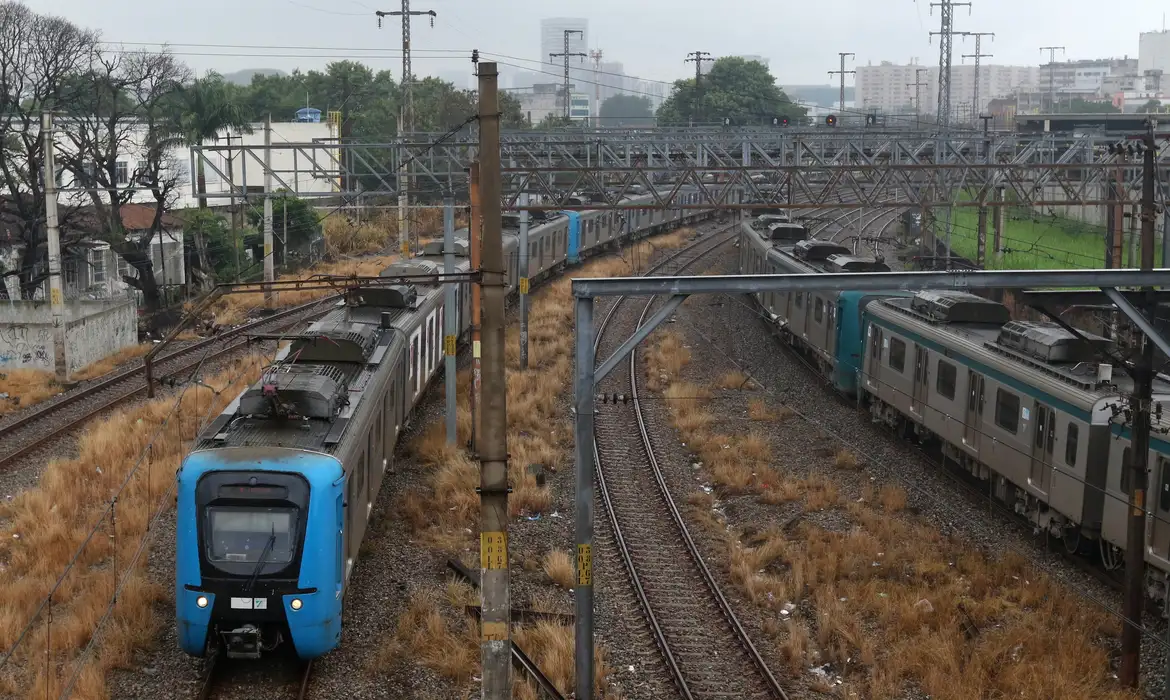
[993,185,1005,260]
[263,114,274,308]
[398,103,410,257]
[469,163,482,452]
[475,61,512,700]
[518,191,530,370]
[573,294,595,700]
[443,195,457,446]
[41,113,68,380]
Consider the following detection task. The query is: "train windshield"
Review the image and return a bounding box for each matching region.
[206,507,297,564]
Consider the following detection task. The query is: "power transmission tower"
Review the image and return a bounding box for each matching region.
[1040,46,1066,112]
[960,32,994,118]
[591,49,603,126]
[828,52,856,114]
[684,51,714,125]
[929,0,971,129]
[376,4,436,256]
[907,68,929,128]
[549,30,586,120]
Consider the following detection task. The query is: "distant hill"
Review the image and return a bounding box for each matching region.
[784,85,854,108]
[222,69,287,85]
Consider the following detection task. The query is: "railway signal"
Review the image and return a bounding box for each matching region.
[722,117,732,126]
[825,114,837,127]
[865,113,877,126]
[772,116,790,126]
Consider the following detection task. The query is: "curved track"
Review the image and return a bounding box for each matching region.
[592,228,789,700]
[0,297,338,470]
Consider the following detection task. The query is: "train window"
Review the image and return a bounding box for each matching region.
[888,337,906,373]
[1045,409,1055,455]
[935,360,957,400]
[1065,424,1079,466]
[994,389,1019,434]
[795,292,803,309]
[1159,458,1170,512]
[410,337,418,385]
[814,298,824,323]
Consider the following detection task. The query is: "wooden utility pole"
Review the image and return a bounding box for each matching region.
[469,163,482,451]
[1121,120,1158,688]
[475,61,511,699]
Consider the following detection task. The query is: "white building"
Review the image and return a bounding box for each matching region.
[1037,58,1137,108]
[1140,30,1170,77]
[857,60,1037,116]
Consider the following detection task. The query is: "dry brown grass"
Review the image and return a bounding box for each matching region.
[512,621,619,699]
[833,448,860,470]
[879,484,908,512]
[0,353,268,697]
[378,589,479,683]
[0,369,60,417]
[323,208,467,257]
[71,343,154,382]
[543,550,575,590]
[643,331,691,391]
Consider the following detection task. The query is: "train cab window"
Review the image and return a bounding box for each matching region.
[935,360,956,400]
[994,389,1020,434]
[814,298,824,323]
[888,337,906,373]
[207,508,296,564]
[1065,424,1079,466]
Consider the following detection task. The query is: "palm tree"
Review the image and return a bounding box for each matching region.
[169,74,253,279]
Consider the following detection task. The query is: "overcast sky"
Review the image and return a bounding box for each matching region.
[23,0,1169,90]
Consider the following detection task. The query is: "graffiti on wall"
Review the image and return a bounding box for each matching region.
[0,324,53,369]
[65,303,136,374]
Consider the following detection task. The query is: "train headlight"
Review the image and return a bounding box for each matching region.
[196,596,209,609]
[290,598,303,611]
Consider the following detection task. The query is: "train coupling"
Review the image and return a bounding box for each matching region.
[222,625,263,659]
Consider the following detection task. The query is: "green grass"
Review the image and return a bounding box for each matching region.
[933,192,1160,270]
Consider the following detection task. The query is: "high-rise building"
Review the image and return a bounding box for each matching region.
[1139,30,1170,84]
[857,60,1037,117]
[540,18,589,68]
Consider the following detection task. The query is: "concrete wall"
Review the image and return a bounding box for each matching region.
[0,298,137,374]
[64,299,137,375]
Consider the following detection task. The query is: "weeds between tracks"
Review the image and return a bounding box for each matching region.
[644,329,1134,700]
[382,228,696,699]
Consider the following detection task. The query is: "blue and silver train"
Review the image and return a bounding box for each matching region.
[175,189,716,660]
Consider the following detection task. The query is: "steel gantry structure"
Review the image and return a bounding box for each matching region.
[188,126,1170,212]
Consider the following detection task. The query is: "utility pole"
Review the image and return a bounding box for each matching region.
[443,194,457,446]
[828,52,856,114]
[518,191,530,370]
[976,115,992,265]
[1040,46,1066,113]
[1120,120,1158,690]
[960,32,995,118]
[377,4,437,257]
[475,61,511,700]
[41,112,68,381]
[684,51,714,126]
[993,184,1005,260]
[263,114,274,308]
[469,162,482,453]
[590,49,603,127]
[929,0,971,129]
[549,30,586,121]
[907,68,929,128]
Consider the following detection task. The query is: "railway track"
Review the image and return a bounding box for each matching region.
[592,228,789,700]
[0,296,338,470]
[196,654,313,700]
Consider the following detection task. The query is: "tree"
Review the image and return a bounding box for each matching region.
[247,193,321,268]
[1055,98,1120,114]
[599,95,654,127]
[55,47,192,310]
[0,3,97,299]
[656,57,806,126]
[1139,98,1167,113]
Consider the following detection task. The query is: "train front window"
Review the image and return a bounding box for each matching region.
[207,507,297,564]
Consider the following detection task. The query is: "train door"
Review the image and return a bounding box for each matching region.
[910,345,929,417]
[865,324,882,389]
[963,371,984,452]
[1152,455,1170,559]
[1029,402,1055,495]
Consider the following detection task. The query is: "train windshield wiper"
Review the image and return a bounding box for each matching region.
[244,522,276,593]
